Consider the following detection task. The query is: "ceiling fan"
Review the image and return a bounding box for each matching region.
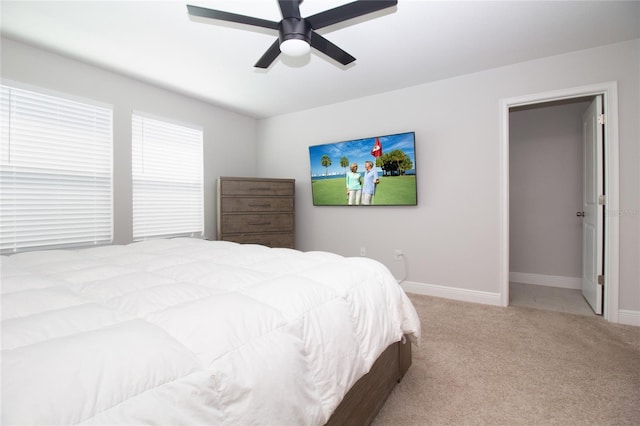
[186,0,398,68]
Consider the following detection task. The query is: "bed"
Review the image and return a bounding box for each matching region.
[1,238,420,425]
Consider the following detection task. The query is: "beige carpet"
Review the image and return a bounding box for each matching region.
[373,294,640,426]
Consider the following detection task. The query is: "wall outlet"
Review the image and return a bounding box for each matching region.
[360,247,366,256]
[394,249,403,260]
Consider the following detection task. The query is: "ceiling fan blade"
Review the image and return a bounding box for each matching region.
[254,39,282,68]
[278,0,302,18]
[187,4,279,30]
[306,0,397,30]
[310,32,355,66]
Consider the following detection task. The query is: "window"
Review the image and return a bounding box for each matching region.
[131,113,203,240]
[0,83,113,253]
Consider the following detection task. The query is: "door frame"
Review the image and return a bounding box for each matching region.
[499,82,620,322]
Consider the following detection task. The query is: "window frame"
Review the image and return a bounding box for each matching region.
[131,111,204,241]
[0,80,114,254]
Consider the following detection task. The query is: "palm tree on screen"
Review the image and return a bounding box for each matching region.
[321,155,332,178]
[340,156,349,176]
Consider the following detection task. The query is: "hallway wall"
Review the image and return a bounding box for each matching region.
[509,100,591,286]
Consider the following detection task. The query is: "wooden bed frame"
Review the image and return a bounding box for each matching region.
[326,337,412,426]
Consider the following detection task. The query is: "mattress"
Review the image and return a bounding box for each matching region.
[1,238,420,425]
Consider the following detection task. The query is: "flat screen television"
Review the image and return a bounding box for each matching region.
[309,131,417,206]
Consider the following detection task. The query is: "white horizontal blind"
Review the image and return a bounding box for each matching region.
[0,84,113,253]
[132,113,203,240]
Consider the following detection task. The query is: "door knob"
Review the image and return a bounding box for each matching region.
[576,211,585,217]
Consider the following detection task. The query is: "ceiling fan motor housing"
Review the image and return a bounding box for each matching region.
[279,17,312,44]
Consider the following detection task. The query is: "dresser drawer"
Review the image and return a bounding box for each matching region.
[220,197,294,213]
[221,233,294,248]
[220,179,294,196]
[221,213,294,234]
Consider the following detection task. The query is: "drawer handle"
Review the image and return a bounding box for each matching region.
[248,203,271,208]
[248,222,272,226]
[249,187,271,191]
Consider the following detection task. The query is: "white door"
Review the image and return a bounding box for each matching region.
[581,96,604,314]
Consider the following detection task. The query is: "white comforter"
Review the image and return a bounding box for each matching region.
[1,238,420,425]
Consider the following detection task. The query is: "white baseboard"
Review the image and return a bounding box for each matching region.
[618,310,640,327]
[400,281,502,306]
[402,279,639,328]
[509,272,582,290]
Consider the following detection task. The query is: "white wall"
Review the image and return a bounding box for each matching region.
[257,39,640,313]
[509,100,589,282]
[1,38,259,243]
[2,36,638,316]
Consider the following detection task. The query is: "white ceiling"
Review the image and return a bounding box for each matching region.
[2,1,639,118]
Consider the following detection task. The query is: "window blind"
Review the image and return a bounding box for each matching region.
[0,84,113,253]
[132,113,203,240]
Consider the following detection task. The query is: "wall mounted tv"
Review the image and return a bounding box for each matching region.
[309,131,417,206]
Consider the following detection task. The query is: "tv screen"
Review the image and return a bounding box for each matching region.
[309,131,417,206]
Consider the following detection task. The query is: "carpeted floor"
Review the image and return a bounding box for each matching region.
[373,294,640,426]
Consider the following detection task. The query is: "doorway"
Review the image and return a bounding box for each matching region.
[499,82,620,323]
[508,97,595,315]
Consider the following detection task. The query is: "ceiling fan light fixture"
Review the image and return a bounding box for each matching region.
[280,38,310,57]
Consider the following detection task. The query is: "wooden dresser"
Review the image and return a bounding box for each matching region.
[216,177,295,248]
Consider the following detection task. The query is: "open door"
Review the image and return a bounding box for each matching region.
[581,96,604,314]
